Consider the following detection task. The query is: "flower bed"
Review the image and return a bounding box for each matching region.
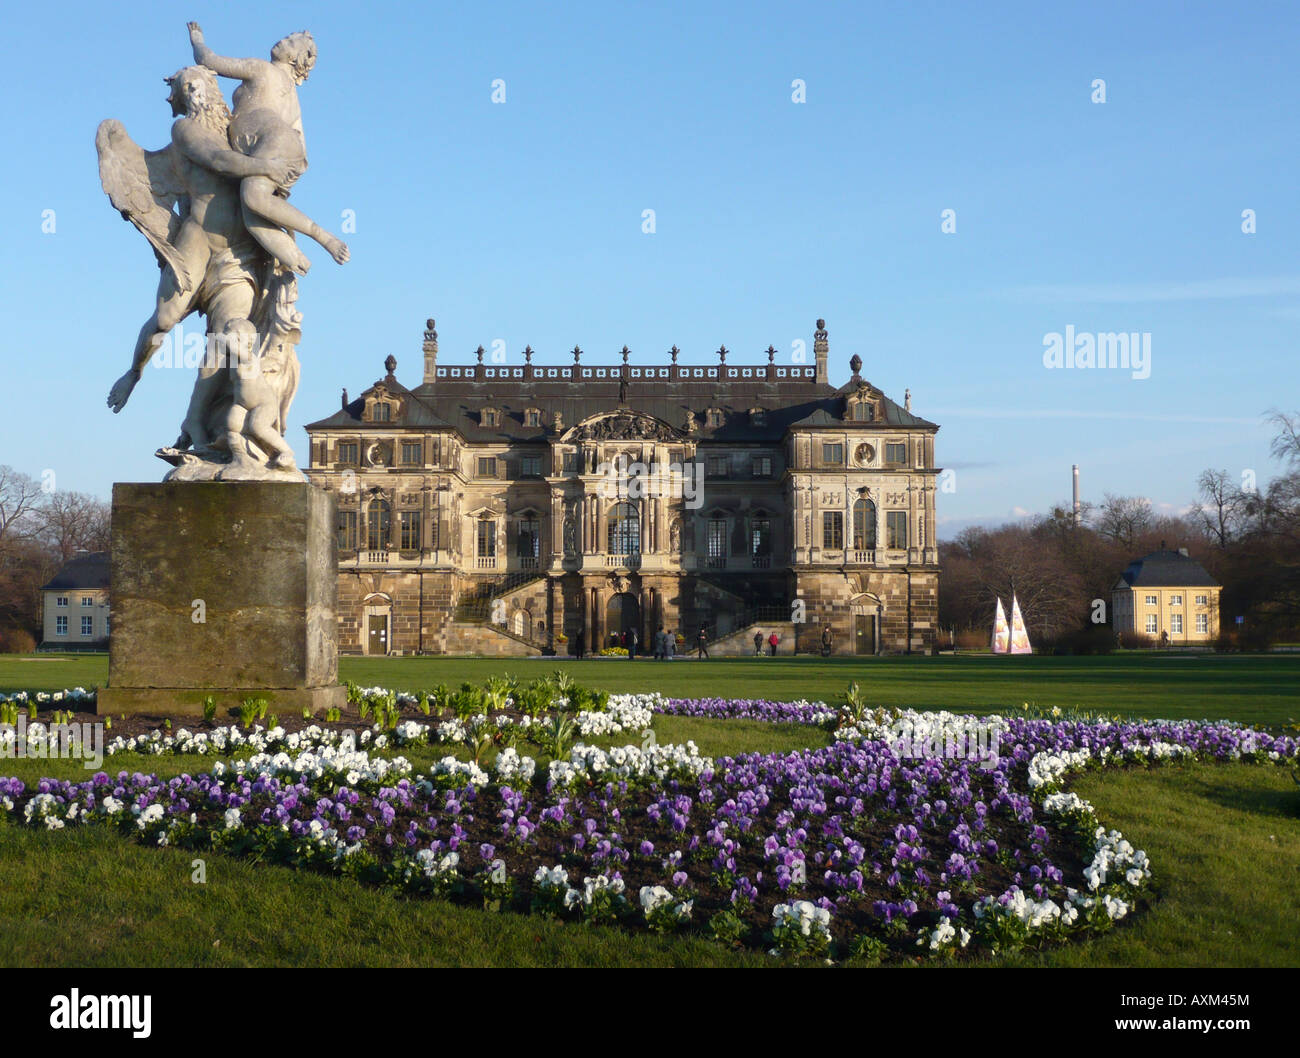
[2,682,1295,963]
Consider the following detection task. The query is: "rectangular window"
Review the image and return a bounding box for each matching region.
[477,457,497,478]
[822,511,844,550]
[707,456,729,477]
[821,443,844,465]
[852,402,873,421]
[563,452,579,473]
[1196,613,1208,634]
[518,518,540,558]
[525,409,541,427]
[81,596,93,607]
[401,441,422,465]
[521,455,542,477]
[400,510,422,550]
[1170,594,1182,606]
[707,519,728,559]
[885,442,907,465]
[1171,614,1183,634]
[886,511,908,550]
[751,456,772,477]
[81,616,93,636]
[1145,595,1158,606]
[373,403,391,422]
[1195,594,1208,606]
[476,521,496,557]
[751,519,771,555]
[57,596,68,608]
[56,615,67,635]
[338,442,359,464]
[337,510,358,551]
[1145,614,1158,634]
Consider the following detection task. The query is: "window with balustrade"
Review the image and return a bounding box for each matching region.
[366,500,391,551]
[886,510,908,549]
[707,518,727,563]
[476,518,496,558]
[853,498,876,549]
[518,518,541,558]
[607,503,640,555]
[337,509,358,551]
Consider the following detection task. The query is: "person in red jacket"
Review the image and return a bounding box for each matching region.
[768,631,779,656]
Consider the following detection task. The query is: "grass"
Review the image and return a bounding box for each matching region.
[2,652,1297,967]
[6,652,1300,725]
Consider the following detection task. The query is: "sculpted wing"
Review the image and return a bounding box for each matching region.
[95,119,193,293]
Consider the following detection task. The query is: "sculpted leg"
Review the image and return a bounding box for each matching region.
[241,176,349,265]
[108,273,197,414]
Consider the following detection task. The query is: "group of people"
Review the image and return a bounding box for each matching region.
[568,624,834,659]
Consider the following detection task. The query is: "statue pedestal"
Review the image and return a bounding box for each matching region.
[97,482,346,717]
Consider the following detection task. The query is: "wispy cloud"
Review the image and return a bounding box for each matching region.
[997,275,1300,304]
[929,408,1261,426]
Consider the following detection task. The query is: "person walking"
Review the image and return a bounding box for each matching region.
[574,629,585,660]
[697,628,710,659]
[753,630,764,656]
[628,628,638,660]
[821,626,832,657]
[666,629,676,660]
[768,631,779,657]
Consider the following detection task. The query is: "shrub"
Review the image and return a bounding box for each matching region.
[1118,630,1154,650]
[0,627,37,654]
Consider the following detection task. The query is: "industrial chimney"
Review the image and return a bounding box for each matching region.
[1072,464,1081,526]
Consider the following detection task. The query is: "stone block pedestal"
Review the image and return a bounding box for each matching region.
[98,482,346,717]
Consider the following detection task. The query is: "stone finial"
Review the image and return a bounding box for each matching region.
[670,345,680,365]
[422,318,439,384]
[475,345,485,365]
[423,318,437,345]
[341,388,349,409]
[621,345,631,365]
[904,388,912,412]
[683,410,697,433]
[717,345,728,365]
[814,318,829,384]
[384,354,397,377]
[553,409,564,432]
[572,345,582,365]
[850,354,862,376]
[766,345,777,364]
[524,344,534,365]
[814,319,828,348]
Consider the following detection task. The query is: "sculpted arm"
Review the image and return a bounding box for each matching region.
[172,121,290,183]
[188,22,268,82]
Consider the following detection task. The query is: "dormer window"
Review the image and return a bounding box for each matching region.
[706,407,725,428]
[481,407,500,428]
[851,401,874,422]
[749,407,767,425]
[524,407,542,428]
[372,402,392,422]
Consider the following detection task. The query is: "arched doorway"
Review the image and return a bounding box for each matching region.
[851,595,881,656]
[605,592,640,648]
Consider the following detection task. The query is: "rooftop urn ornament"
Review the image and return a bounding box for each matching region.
[475,345,485,365]
[523,344,534,366]
[384,354,397,378]
[669,345,680,366]
[766,344,777,364]
[850,354,862,377]
[572,345,582,365]
[717,345,728,366]
[621,344,631,366]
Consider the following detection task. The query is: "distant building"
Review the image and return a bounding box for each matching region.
[304,318,941,656]
[39,551,110,650]
[1111,547,1220,644]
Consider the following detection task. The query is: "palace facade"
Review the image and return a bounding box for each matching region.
[303,319,940,656]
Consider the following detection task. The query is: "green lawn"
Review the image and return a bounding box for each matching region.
[3,652,1297,967]
[6,652,1298,725]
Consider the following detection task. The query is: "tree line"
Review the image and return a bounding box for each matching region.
[0,467,111,651]
[938,412,1300,651]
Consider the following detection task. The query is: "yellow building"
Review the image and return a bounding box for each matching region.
[1111,547,1220,645]
[39,551,110,650]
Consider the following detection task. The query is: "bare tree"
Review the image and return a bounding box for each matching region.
[1095,493,1153,550]
[0,466,44,559]
[1190,469,1247,549]
[36,491,112,563]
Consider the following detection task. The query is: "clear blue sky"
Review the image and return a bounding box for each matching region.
[2,0,1296,536]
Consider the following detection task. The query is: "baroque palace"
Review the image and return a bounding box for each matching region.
[303,319,940,656]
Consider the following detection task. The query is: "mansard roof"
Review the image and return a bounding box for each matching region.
[40,551,110,592]
[305,326,938,440]
[1114,549,1220,589]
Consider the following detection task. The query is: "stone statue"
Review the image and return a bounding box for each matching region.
[97,23,348,481]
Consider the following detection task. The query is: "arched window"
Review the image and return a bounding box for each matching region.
[366,499,391,550]
[853,498,876,550]
[607,502,640,555]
